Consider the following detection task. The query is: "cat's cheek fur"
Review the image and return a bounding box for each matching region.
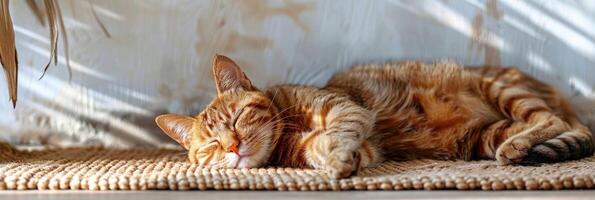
[242,140,274,168]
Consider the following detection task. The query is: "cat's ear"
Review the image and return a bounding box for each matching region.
[155,114,195,149]
[212,55,253,94]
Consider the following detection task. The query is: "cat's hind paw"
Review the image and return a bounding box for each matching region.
[495,136,532,165]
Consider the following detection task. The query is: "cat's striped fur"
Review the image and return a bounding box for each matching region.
[156,55,594,179]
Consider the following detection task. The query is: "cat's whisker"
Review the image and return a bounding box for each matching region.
[268,103,301,120]
[256,114,304,134]
[243,123,275,143]
[261,106,304,125]
[249,104,304,135]
[243,118,296,144]
[263,89,279,117]
[243,120,302,145]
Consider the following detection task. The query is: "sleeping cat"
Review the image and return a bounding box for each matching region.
[155,55,594,179]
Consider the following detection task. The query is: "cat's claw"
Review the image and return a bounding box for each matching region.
[325,150,359,179]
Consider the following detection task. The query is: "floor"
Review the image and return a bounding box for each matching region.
[2,191,595,200]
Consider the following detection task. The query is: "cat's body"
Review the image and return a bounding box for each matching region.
[156,55,594,179]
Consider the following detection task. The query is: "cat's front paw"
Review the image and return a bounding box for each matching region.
[325,150,360,179]
[496,136,532,165]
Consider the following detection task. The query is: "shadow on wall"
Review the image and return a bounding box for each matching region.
[1,0,594,147]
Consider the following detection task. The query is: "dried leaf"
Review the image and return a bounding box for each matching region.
[0,0,18,108]
[40,0,58,79]
[1,0,69,107]
[55,0,71,81]
[89,0,110,38]
[25,0,45,26]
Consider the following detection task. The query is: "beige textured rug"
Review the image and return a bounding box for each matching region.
[0,143,594,191]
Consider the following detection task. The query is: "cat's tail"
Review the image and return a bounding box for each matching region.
[523,117,594,164]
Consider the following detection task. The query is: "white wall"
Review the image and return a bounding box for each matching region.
[2,0,595,147]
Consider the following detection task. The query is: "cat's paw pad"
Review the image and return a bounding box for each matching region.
[326,150,359,179]
[496,137,532,165]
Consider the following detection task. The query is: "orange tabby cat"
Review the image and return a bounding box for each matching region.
[156,55,594,178]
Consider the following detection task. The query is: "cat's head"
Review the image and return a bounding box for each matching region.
[155,55,282,168]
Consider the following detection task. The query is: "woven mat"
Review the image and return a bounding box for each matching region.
[0,143,594,191]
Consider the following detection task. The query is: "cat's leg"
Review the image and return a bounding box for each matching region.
[477,119,539,160]
[356,140,384,168]
[523,117,594,163]
[479,68,593,164]
[303,100,378,179]
[479,117,593,164]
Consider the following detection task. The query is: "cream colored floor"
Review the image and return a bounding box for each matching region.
[1,191,595,200]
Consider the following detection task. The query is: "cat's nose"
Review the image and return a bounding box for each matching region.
[226,143,240,155]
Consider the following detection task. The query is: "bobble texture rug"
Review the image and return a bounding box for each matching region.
[0,143,594,191]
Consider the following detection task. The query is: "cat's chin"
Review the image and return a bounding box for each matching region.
[225,152,259,168]
[235,156,253,168]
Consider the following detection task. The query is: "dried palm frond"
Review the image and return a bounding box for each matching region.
[2,0,92,107]
[25,0,45,26]
[89,0,111,38]
[39,0,58,79]
[55,0,71,81]
[27,0,71,81]
[0,0,18,108]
